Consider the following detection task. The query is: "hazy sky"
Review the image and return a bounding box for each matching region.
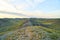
[0,0,60,18]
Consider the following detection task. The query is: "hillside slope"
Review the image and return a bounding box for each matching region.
[0,26,60,40]
[0,18,60,40]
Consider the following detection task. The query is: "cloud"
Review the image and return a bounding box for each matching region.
[0,13,28,18]
[5,0,45,11]
[19,10,43,17]
[0,0,17,12]
[1,0,46,12]
[15,3,29,11]
[0,0,29,18]
[13,0,47,18]
[19,10,60,18]
[47,10,60,18]
[25,0,45,4]
[0,0,60,18]
[24,0,45,8]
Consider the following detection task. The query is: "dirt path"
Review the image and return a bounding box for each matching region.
[0,19,32,40]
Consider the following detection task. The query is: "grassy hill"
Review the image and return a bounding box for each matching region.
[0,18,60,40]
[30,18,60,31]
[0,18,27,35]
[2,26,60,40]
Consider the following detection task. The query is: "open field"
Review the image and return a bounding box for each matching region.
[0,18,60,40]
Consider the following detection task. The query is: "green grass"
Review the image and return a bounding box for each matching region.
[0,18,26,35]
[0,18,60,40]
[3,26,60,40]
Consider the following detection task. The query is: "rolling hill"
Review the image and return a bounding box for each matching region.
[0,18,60,40]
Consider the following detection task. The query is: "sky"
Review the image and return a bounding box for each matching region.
[0,0,60,18]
